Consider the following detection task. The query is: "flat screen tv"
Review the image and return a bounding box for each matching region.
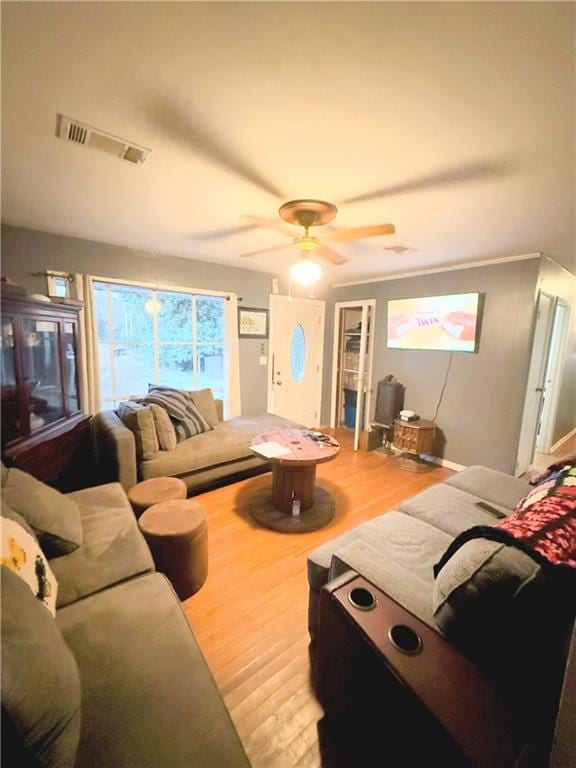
[387,292,481,352]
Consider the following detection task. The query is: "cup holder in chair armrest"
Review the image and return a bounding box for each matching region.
[347,587,377,611]
[388,624,423,655]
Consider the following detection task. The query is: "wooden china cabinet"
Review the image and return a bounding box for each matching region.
[1,294,91,490]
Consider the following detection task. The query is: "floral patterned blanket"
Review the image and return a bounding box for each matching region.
[435,461,576,576]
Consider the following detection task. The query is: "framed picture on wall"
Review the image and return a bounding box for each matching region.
[238,307,269,338]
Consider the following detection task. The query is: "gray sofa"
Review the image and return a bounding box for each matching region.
[307,464,534,640]
[308,464,574,767]
[2,476,249,768]
[93,400,296,492]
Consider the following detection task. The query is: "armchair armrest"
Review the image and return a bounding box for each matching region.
[215,398,224,423]
[316,573,523,768]
[91,410,137,492]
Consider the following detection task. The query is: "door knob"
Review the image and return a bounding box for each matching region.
[276,381,282,386]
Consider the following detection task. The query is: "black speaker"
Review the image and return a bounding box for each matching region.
[374,380,404,426]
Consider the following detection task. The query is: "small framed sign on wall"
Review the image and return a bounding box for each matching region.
[238,307,269,338]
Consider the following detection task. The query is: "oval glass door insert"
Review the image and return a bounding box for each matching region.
[290,323,307,383]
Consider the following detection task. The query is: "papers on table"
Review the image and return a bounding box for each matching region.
[250,441,292,459]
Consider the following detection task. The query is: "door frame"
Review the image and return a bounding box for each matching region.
[267,294,326,426]
[330,299,376,440]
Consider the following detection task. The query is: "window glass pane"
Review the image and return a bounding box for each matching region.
[23,319,64,430]
[1,320,20,443]
[113,344,154,399]
[197,344,223,390]
[109,284,153,342]
[158,345,195,390]
[98,342,113,400]
[54,277,68,298]
[290,324,306,383]
[157,292,193,342]
[94,283,109,342]
[63,322,79,412]
[196,296,224,343]
[92,282,226,406]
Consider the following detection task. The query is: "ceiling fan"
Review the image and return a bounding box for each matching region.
[239,199,396,267]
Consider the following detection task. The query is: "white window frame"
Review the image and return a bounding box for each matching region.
[91,276,235,408]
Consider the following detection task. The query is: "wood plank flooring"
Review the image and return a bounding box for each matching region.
[183,429,453,768]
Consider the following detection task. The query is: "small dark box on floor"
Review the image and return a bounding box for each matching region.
[359,427,383,452]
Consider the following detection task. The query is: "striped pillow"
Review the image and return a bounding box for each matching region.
[143,387,211,441]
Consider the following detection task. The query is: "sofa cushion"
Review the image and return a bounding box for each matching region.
[149,403,178,451]
[57,573,250,768]
[307,510,452,596]
[141,414,297,479]
[1,566,81,768]
[190,388,220,427]
[50,483,154,608]
[325,512,453,629]
[399,483,510,537]
[1,467,83,557]
[1,516,58,616]
[445,465,530,510]
[143,387,211,441]
[432,538,545,653]
[117,400,159,460]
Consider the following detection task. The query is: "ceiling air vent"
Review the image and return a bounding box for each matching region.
[56,114,150,165]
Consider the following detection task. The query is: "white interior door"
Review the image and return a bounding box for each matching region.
[536,300,571,453]
[268,295,325,427]
[516,292,554,475]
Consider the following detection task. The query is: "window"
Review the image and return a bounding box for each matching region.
[93,281,225,407]
[47,272,70,298]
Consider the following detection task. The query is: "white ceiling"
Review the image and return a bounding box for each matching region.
[2,2,574,284]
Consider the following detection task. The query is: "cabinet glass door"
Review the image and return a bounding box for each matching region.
[63,321,79,412]
[1,319,21,443]
[22,319,64,431]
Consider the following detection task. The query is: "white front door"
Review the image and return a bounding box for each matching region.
[268,295,325,427]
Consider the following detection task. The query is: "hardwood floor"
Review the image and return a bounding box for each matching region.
[183,429,453,768]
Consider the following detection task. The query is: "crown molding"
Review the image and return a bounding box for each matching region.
[331,252,542,289]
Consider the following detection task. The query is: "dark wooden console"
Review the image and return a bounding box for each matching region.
[315,572,524,768]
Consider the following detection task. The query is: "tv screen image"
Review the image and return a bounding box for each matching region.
[387,292,481,352]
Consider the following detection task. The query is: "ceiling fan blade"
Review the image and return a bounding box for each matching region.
[143,97,283,198]
[341,159,512,204]
[324,224,395,242]
[244,216,295,237]
[315,244,347,265]
[239,242,294,258]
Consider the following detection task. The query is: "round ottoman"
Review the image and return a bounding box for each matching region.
[128,477,187,518]
[138,499,208,600]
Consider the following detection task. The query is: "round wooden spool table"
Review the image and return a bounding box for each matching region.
[249,429,340,533]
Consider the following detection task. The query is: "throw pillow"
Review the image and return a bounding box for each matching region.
[190,388,220,427]
[2,467,83,557]
[143,387,211,441]
[1,565,81,767]
[1,517,58,616]
[432,537,543,642]
[149,403,177,451]
[117,400,160,461]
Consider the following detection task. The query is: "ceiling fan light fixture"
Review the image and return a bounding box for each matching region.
[290,257,322,286]
[295,237,318,251]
